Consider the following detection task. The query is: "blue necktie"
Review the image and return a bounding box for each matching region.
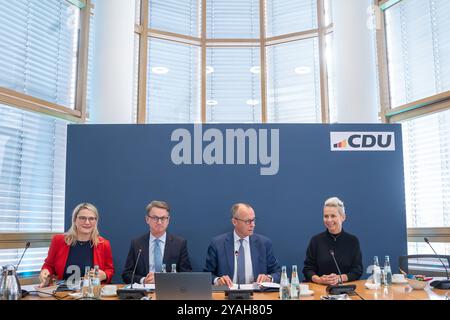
[154,239,162,272]
[237,239,246,284]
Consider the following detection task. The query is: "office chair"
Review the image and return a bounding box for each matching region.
[398,254,450,277]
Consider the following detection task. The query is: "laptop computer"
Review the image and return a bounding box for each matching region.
[154,272,212,300]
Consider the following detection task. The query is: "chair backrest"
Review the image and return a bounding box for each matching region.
[398,255,450,277]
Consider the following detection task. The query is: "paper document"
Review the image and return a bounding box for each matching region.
[229,284,258,290]
[124,283,155,291]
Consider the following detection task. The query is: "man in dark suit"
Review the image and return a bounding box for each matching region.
[122,200,192,284]
[204,203,281,286]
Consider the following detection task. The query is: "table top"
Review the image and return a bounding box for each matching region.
[22,280,449,301]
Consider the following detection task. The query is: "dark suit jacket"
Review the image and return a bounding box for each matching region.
[122,232,192,284]
[204,232,281,283]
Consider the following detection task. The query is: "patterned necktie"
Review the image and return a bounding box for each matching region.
[237,238,246,284]
[154,238,162,272]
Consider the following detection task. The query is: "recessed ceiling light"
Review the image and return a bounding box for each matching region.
[246,99,259,106]
[294,66,311,75]
[206,100,218,106]
[206,66,214,74]
[151,66,169,74]
[250,66,261,74]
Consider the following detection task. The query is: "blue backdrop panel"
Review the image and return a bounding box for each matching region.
[65,124,406,283]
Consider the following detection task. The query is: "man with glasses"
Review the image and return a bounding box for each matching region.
[122,201,192,284]
[204,203,281,286]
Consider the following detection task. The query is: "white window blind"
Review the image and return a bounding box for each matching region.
[408,242,450,256]
[206,47,261,123]
[207,0,259,39]
[402,109,450,228]
[146,38,200,123]
[0,0,80,109]
[149,0,199,37]
[326,33,336,123]
[0,104,67,233]
[135,0,141,25]
[266,38,321,122]
[266,0,317,37]
[385,0,450,108]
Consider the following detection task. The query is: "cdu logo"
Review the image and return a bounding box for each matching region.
[330,132,395,151]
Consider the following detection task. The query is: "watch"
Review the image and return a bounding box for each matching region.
[267,275,273,282]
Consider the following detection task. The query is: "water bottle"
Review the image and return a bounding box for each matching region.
[279,266,290,300]
[290,265,300,300]
[81,266,92,298]
[383,256,392,286]
[91,265,101,299]
[373,256,381,286]
[161,264,167,273]
[171,263,177,273]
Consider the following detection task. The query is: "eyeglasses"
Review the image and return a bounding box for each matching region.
[148,215,169,223]
[234,217,256,225]
[77,216,97,222]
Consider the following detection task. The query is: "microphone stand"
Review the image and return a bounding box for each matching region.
[424,238,450,290]
[117,248,147,299]
[326,250,356,295]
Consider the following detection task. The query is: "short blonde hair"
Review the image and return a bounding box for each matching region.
[324,197,345,217]
[64,203,100,247]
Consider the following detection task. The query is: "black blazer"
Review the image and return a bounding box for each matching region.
[122,232,192,284]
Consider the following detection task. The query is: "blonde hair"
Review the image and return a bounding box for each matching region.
[64,203,100,247]
[324,197,346,218]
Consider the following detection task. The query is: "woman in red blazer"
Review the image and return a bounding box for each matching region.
[39,203,114,287]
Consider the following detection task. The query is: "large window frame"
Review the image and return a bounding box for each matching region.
[134,0,333,123]
[0,0,92,283]
[376,0,450,247]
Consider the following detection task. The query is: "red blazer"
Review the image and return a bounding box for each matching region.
[41,234,114,283]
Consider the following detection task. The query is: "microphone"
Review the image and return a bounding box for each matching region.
[15,242,31,271]
[15,242,31,298]
[424,238,450,290]
[326,250,356,295]
[329,250,343,284]
[130,249,142,289]
[117,248,147,299]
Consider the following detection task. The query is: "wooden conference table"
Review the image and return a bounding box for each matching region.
[23,280,449,300]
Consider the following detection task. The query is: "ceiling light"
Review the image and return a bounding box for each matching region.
[206,100,218,106]
[294,67,311,75]
[246,99,259,106]
[151,66,169,74]
[250,66,261,74]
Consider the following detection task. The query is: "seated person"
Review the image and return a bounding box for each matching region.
[122,200,192,284]
[39,203,114,287]
[303,197,363,285]
[204,203,281,287]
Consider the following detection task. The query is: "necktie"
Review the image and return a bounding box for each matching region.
[237,239,246,284]
[154,238,162,272]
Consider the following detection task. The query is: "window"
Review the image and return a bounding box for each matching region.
[207,0,259,39]
[0,0,88,277]
[266,38,321,123]
[206,47,261,123]
[0,0,80,109]
[137,0,332,123]
[402,110,450,228]
[147,38,200,123]
[266,0,317,37]
[381,0,450,257]
[384,0,450,107]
